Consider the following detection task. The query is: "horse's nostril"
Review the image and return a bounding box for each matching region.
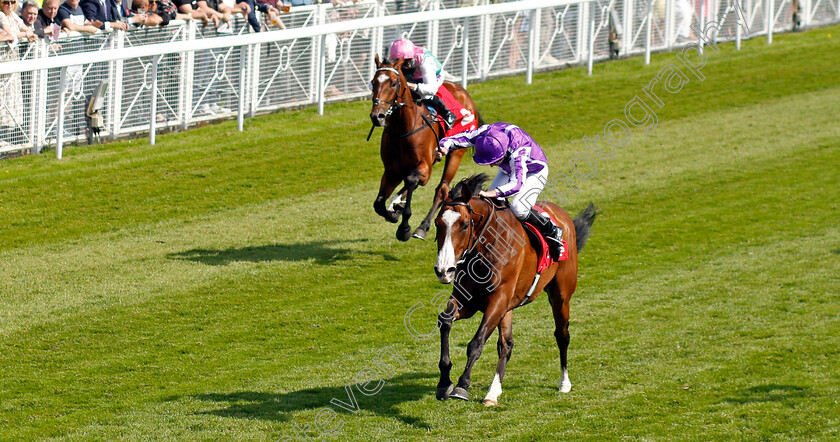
[434,267,442,277]
[444,267,455,277]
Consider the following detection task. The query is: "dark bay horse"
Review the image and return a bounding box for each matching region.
[369,56,481,241]
[433,174,597,405]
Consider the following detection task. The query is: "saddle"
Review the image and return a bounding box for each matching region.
[427,86,477,137]
[521,205,569,272]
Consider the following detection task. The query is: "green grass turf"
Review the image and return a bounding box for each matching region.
[1,26,838,440]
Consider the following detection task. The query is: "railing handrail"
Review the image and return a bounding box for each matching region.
[0,0,587,76]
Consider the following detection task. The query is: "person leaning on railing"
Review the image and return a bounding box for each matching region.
[80,0,129,31]
[56,0,100,35]
[236,0,279,32]
[113,0,163,28]
[19,1,38,27]
[1,0,36,145]
[32,0,59,38]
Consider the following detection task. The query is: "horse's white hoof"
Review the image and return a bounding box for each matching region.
[482,398,498,407]
[559,381,572,393]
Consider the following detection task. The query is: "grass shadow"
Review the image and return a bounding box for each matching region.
[177,371,437,429]
[168,239,399,266]
[724,384,810,406]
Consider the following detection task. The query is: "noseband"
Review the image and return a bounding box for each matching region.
[441,199,495,266]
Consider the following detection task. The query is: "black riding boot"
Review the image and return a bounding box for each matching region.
[524,208,565,260]
[425,95,457,129]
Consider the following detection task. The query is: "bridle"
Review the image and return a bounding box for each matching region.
[371,67,409,119]
[440,198,495,266]
[369,66,440,141]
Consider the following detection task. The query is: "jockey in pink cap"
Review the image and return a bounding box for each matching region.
[436,122,565,259]
[389,38,457,129]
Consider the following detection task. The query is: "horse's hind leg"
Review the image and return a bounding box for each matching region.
[547,274,575,393]
[483,310,513,407]
[413,149,465,240]
[374,171,402,223]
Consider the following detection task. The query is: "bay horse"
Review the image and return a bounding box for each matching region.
[369,55,481,241]
[433,174,597,405]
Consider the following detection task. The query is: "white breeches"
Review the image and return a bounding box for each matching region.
[489,167,549,219]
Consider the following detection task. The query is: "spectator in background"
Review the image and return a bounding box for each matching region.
[147,0,188,26]
[1,0,37,41]
[173,0,213,27]
[113,0,162,28]
[56,0,100,34]
[236,0,279,32]
[80,0,129,31]
[1,0,36,143]
[33,0,59,38]
[19,1,38,27]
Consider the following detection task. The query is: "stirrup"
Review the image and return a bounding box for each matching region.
[442,112,456,129]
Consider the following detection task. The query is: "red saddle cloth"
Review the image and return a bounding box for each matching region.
[522,205,569,272]
[434,86,478,137]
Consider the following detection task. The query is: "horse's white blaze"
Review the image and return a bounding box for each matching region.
[483,373,503,405]
[376,74,389,84]
[559,368,572,393]
[436,210,460,283]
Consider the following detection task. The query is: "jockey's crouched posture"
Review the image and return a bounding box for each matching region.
[389,38,457,129]
[436,122,566,260]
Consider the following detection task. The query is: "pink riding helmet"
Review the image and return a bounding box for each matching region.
[473,130,508,165]
[389,38,417,61]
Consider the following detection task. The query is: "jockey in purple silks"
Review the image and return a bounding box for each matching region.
[436,122,565,259]
[389,38,457,129]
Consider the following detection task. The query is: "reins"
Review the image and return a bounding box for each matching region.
[441,198,495,266]
[367,66,441,142]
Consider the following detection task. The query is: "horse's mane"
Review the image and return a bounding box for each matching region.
[450,173,490,202]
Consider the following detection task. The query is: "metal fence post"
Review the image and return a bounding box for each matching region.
[238,45,247,132]
[181,20,196,130]
[150,55,160,145]
[429,0,440,55]
[461,16,470,89]
[111,30,124,140]
[57,66,67,159]
[645,0,653,63]
[587,2,596,75]
[736,0,743,49]
[766,0,774,43]
[526,8,538,84]
[33,40,49,154]
[318,32,327,115]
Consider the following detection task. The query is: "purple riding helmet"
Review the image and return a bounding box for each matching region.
[473,129,508,165]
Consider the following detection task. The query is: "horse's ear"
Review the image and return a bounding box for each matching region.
[375,54,381,67]
[394,58,404,70]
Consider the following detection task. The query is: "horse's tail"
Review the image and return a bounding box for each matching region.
[573,202,598,252]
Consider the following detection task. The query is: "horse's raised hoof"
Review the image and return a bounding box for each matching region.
[396,225,412,242]
[450,387,469,401]
[436,384,454,401]
[412,228,426,240]
[384,211,401,224]
[482,398,498,407]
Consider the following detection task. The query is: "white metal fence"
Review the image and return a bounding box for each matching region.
[0,0,837,157]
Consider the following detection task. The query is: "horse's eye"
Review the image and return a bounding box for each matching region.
[461,222,469,231]
[391,80,398,88]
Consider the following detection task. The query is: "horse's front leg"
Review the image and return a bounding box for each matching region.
[374,171,402,223]
[396,168,424,242]
[413,149,465,240]
[437,297,476,400]
[451,299,509,401]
